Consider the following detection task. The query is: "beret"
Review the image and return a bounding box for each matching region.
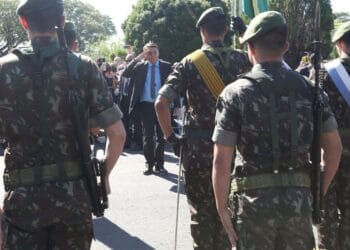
[332,21,350,43]
[196,7,225,28]
[17,0,63,16]
[241,11,286,44]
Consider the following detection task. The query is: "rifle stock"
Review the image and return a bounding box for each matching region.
[56,25,108,217]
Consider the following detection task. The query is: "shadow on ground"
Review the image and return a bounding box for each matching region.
[94,217,155,250]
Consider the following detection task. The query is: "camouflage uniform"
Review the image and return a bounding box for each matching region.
[211,10,339,250]
[0,36,122,248]
[159,40,250,249]
[212,61,337,250]
[318,56,350,250]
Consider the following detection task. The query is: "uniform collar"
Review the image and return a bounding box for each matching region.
[31,36,60,59]
[252,61,284,71]
[202,40,224,49]
[340,54,350,67]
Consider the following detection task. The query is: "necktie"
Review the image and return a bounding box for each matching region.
[150,64,156,99]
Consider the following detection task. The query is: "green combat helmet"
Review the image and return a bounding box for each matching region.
[196,7,225,28]
[332,21,350,43]
[240,11,286,44]
[17,0,64,16]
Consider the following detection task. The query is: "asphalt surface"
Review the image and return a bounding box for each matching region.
[0,146,193,250]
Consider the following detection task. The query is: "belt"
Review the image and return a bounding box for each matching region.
[3,161,83,190]
[231,172,310,192]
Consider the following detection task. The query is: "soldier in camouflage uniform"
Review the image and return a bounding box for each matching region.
[0,0,126,248]
[212,11,342,249]
[64,21,78,52]
[155,7,250,250]
[318,21,350,250]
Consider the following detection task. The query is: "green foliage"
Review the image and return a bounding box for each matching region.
[85,40,128,62]
[0,0,116,55]
[122,0,230,63]
[0,0,27,55]
[64,0,116,52]
[269,0,334,67]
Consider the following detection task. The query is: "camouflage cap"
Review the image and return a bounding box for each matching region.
[64,21,76,33]
[241,11,286,44]
[196,7,225,28]
[17,0,64,16]
[332,21,350,43]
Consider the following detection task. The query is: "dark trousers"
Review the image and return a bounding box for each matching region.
[130,106,143,147]
[139,102,165,169]
[120,95,131,145]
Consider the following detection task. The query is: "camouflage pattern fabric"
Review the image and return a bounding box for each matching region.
[319,56,350,250]
[159,41,251,250]
[231,188,315,250]
[1,180,92,249]
[213,62,337,249]
[0,37,121,248]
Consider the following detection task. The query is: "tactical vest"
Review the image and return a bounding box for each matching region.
[231,68,313,192]
[242,68,313,173]
[3,45,84,190]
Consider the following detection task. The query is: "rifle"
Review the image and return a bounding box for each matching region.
[310,0,324,225]
[56,25,108,217]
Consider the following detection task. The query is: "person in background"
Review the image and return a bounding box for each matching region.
[123,42,172,175]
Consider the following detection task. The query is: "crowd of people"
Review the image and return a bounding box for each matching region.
[0,0,349,250]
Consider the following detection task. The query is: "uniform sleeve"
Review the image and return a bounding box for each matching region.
[212,85,241,147]
[158,59,188,102]
[321,89,338,133]
[88,61,123,128]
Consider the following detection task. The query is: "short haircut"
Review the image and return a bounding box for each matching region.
[143,42,159,50]
[248,25,288,56]
[201,17,227,36]
[23,5,64,33]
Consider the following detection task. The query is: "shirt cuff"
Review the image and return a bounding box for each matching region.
[90,104,123,128]
[322,116,338,133]
[212,127,238,147]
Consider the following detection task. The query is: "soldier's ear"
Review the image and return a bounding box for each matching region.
[19,16,29,30]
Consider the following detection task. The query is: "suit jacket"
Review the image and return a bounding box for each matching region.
[122,59,172,114]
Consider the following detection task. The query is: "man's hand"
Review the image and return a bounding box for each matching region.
[166,132,182,157]
[135,50,149,61]
[231,16,247,36]
[219,207,238,248]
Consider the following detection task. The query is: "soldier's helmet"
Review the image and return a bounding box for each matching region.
[196,7,226,28]
[240,11,286,44]
[332,21,350,43]
[17,0,64,16]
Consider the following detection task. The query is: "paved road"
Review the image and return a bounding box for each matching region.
[0,147,193,250]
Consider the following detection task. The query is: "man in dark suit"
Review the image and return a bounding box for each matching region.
[123,42,172,175]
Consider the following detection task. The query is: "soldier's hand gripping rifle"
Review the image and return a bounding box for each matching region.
[56,25,108,217]
[311,0,324,225]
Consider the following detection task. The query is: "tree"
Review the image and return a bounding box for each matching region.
[0,0,116,55]
[85,39,128,62]
[64,0,116,52]
[0,0,27,55]
[123,0,229,63]
[269,0,334,67]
